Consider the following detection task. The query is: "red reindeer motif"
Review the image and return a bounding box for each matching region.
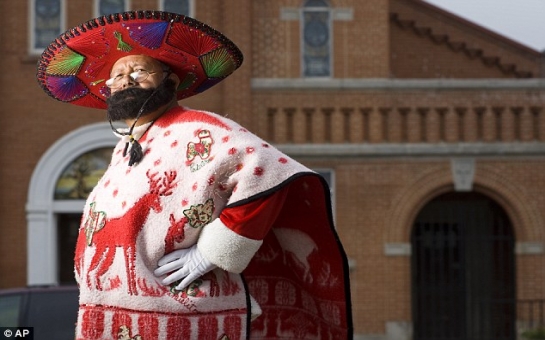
[163,214,188,254]
[76,170,177,295]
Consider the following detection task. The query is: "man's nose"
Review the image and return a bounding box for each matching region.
[119,74,136,89]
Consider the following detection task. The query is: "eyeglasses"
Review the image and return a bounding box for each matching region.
[105,70,161,89]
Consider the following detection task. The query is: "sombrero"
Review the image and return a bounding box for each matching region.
[36,10,243,109]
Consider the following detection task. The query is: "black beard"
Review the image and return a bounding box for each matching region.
[106,78,177,122]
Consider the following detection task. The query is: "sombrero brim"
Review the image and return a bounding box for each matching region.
[36,10,243,109]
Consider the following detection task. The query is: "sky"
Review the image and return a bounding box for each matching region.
[423,0,545,51]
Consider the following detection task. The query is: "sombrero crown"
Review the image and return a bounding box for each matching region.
[37,10,243,109]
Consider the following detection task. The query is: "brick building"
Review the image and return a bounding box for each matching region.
[1,0,545,339]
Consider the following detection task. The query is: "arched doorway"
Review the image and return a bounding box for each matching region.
[26,122,117,285]
[411,191,515,340]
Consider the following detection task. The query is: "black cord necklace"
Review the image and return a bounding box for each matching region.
[109,104,169,166]
[122,120,156,166]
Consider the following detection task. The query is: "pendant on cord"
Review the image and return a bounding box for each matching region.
[123,135,144,166]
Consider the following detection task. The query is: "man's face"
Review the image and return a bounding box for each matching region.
[106,55,175,122]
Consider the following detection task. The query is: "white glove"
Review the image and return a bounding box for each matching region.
[154,245,217,291]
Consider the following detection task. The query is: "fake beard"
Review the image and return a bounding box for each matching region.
[106,78,177,122]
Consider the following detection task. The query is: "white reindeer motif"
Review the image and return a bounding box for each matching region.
[272,228,318,283]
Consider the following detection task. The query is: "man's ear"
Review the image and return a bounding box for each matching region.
[169,72,180,89]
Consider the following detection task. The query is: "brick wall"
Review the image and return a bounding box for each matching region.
[2,0,545,337]
[390,0,543,78]
[252,0,391,79]
[253,88,545,144]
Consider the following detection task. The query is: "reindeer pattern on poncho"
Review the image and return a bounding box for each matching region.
[75,170,177,295]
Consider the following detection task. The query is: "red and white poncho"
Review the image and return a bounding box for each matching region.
[74,106,352,339]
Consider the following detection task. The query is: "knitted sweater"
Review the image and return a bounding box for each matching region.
[74,107,352,339]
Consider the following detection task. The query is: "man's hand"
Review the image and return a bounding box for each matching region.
[154,245,217,291]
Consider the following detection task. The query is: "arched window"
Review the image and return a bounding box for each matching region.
[160,0,192,16]
[301,0,332,77]
[30,0,65,54]
[94,0,128,17]
[54,148,111,200]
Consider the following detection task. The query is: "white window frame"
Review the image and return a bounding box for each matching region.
[159,0,194,17]
[29,0,66,55]
[93,0,130,17]
[300,0,333,78]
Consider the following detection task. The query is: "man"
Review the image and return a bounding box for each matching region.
[37,10,352,339]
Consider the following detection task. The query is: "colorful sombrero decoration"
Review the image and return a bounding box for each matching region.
[36,10,243,109]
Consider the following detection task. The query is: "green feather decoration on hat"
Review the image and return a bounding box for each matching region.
[200,48,236,78]
[46,47,85,76]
